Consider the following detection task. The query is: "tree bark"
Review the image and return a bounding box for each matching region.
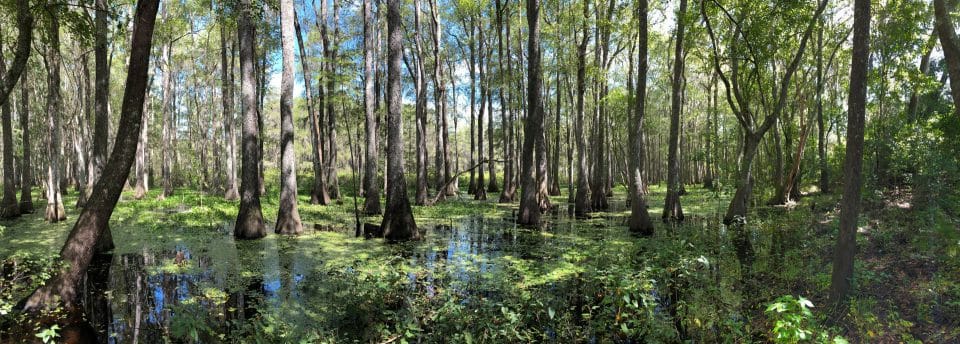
[0,46,20,219]
[629,0,654,235]
[234,0,266,240]
[362,0,381,214]
[935,0,960,118]
[297,9,329,206]
[518,0,543,226]
[414,0,429,206]
[829,0,869,315]
[573,2,591,217]
[44,1,66,223]
[160,37,174,199]
[275,0,303,235]
[474,24,488,201]
[663,0,687,223]
[221,9,239,201]
[381,0,419,241]
[21,0,159,311]
[19,71,33,214]
[0,0,33,109]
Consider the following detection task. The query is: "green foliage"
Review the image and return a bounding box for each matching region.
[34,324,60,344]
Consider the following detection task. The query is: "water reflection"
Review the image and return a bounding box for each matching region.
[78,213,626,342]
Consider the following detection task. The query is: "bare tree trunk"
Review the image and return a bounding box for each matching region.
[829,0,869,315]
[19,71,33,214]
[0,0,32,108]
[474,23,488,201]
[21,0,159,311]
[629,0,654,235]
[935,0,960,118]
[518,0,543,226]
[221,10,239,201]
[381,0,419,241]
[573,2,591,217]
[362,0,381,213]
[275,0,303,235]
[414,0,429,206]
[234,0,266,240]
[160,36,173,199]
[0,45,20,219]
[662,0,687,223]
[44,2,66,223]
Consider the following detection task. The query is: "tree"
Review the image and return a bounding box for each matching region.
[414,0,429,206]
[496,0,516,203]
[518,0,543,226]
[628,0,654,235]
[297,7,331,206]
[829,0,870,314]
[44,0,66,223]
[275,0,303,235]
[221,7,239,201]
[362,0,381,214]
[474,20,488,201]
[0,0,32,108]
[701,0,827,265]
[381,0,419,241]
[91,0,114,253]
[234,0,266,240]
[21,0,160,311]
[430,0,453,199]
[662,0,687,223]
[573,0,591,217]
[0,47,19,219]
[19,70,33,214]
[934,0,960,119]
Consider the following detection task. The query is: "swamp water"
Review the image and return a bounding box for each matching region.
[44,190,730,344]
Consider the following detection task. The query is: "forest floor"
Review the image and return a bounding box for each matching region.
[0,173,958,343]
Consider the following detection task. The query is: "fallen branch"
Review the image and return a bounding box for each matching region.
[429,159,505,205]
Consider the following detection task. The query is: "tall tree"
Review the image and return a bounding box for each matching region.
[628,0,654,235]
[275,0,303,235]
[44,0,66,223]
[381,0,419,241]
[133,76,151,200]
[496,0,516,203]
[430,0,453,199]
[21,0,159,311]
[234,0,266,240]
[298,8,330,206]
[362,0,381,214]
[0,0,32,108]
[89,0,110,202]
[221,8,239,201]
[0,44,19,219]
[662,0,687,223]
[829,0,870,314]
[518,0,543,226]
[414,0,429,206]
[474,20,488,201]
[573,0,591,217]
[934,0,960,118]
[159,35,174,199]
[19,71,33,214]
[701,0,827,265]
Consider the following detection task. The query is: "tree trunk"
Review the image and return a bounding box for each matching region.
[629,0,654,235]
[234,0,266,240]
[573,3,591,217]
[935,0,960,118]
[160,38,173,199]
[474,24,488,201]
[468,22,477,195]
[496,0,515,203]
[221,9,239,201]
[381,0,419,241]
[829,0,869,314]
[817,21,829,193]
[20,0,158,311]
[0,48,20,219]
[19,70,33,214]
[298,9,329,206]
[0,0,32,108]
[518,0,543,226]
[275,0,303,235]
[362,0,381,214]
[44,3,66,223]
[89,0,110,201]
[414,0,429,206]
[663,0,687,223]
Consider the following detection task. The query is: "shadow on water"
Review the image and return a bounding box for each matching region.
[76,211,655,342]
